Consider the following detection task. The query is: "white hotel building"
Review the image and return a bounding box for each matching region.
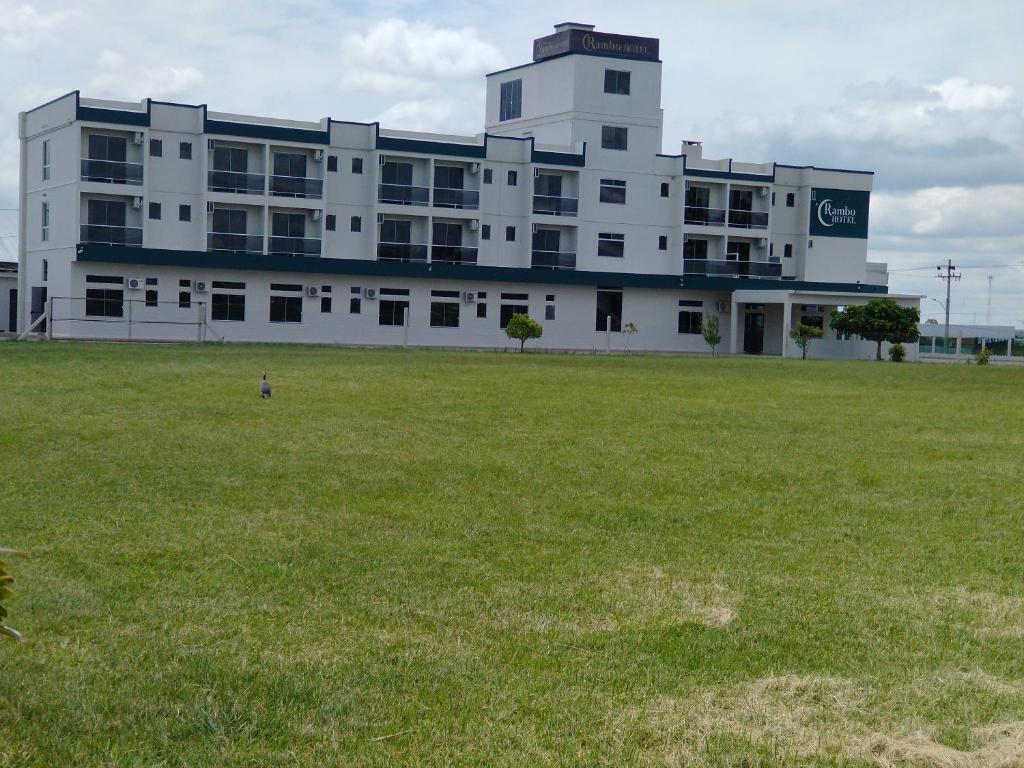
[16,23,918,357]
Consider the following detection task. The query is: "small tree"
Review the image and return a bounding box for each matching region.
[789,323,824,359]
[505,313,543,352]
[889,342,906,362]
[702,314,722,357]
[1,548,27,642]
[830,299,920,361]
[622,322,639,354]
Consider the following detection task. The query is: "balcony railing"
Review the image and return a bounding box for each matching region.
[683,206,726,226]
[728,209,769,229]
[378,184,429,207]
[432,187,479,209]
[431,245,478,264]
[269,175,323,199]
[207,232,263,254]
[683,258,781,278]
[532,195,579,216]
[268,236,321,256]
[80,224,143,246]
[377,242,428,262]
[80,158,143,186]
[208,170,265,195]
[531,250,577,270]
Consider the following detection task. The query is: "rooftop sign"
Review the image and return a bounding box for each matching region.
[809,188,870,239]
[533,29,659,63]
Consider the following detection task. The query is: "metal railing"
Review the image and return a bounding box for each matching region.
[269,175,323,199]
[378,184,429,206]
[268,236,321,256]
[683,206,726,225]
[80,224,143,246]
[431,245,478,264]
[377,242,428,262]
[80,158,143,185]
[207,170,265,195]
[207,232,263,253]
[683,258,781,278]
[531,250,577,270]
[532,195,579,216]
[728,209,769,229]
[432,187,479,209]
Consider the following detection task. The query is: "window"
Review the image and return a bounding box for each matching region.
[604,69,631,95]
[321,296,332,313]
[545,304,555,321]
[41,202,49,242]
[784,243,793,258]
[505,225,516,242]
[499,79,522,121]
[730,189,753,212]
[769,242,774,257]
[686,185,710,208]
[379,219,410,244]
[678,310,703,334]
[325,214,336,232]
[483,168,493,184]
[659,235,668,251]
[379,299,409,326]
[350,287,361,314]
[500,304,528,329]
[352,157,363,174]
[179,141,192,160]
[86,199,126,228]
[150,139,162,158]
[179,291,191,308]
[145,277,157,286]
[85,288,124,318]
[212,208,246,237]
[599,178,626,205]
[786,192,795,207]
[270,283,303,292]
[42,139,51,181]
[481,224,491,240]
[660,182,670,198]
[86,274,125,284]
[476,303,487,318]
[211,281,246,290]
[273,152,307,179]
[212,293,245,321]
[42,259,48,281]
[430,301,460,328]
[601,126,628,151]
[145,289,158,308]
[507,170,518,186]
[381,160,412,186]
[179,204,191,222]
[270,295,303,323]
[327,155,338,172]
[146,202,160,220]
[212,146,247,173]
[434,165,464,191]
[598,232,624,258]
[351,216,361,232]
[88,134,127,162]
[545,294,554,302]
[771,191,776,206]
[596,288,622,332]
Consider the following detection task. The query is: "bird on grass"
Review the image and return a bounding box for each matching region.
[260,371,272,399]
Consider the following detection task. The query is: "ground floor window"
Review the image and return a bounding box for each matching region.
[145,289,158,307]
[500,304,528,329]
[178,279,191,308]
[430,301,459,328]
[678,310,703,334]
[270,295,302,323]
[379,299,409,326]
[85,288,123,318]
[212,293,245,321]
[595,288,622,332]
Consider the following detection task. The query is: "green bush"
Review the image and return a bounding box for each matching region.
[504,313,543,352]
[888,343,906,362]
[976,347,992,366]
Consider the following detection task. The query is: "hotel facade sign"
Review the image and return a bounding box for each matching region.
[809,188,870,239]
[533,30,660,63]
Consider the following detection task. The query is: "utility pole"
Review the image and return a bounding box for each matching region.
[986,274,993,325]
[936,260,961,352]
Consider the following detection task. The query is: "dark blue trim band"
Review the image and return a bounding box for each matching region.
[685,167,775,183]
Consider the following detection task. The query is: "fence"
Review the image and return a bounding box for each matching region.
[48,296,219,342]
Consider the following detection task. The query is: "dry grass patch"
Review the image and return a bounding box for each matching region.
[868,722,1024,768]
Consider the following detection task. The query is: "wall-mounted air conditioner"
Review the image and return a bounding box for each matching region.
[364,287,377,299]
[312,210,322,222]
[469,219,480,231]
[132,197,143,209]
[193,280,208,292]
[306,286,320,298]
[312,149,324,162]
[758,238,768,248]
[759,187,770,197]
[133,132,145,145]
[126,277,143,290]
[463,291,476,302]
[470,163,480,174]
[716,300,729,313]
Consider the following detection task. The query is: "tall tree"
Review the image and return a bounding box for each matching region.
[830,299,920,361]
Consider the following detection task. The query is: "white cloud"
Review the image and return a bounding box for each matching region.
[375,98,481,136]
[872,185,1024,238]
[88,50,205,100]
[0,1,79,51]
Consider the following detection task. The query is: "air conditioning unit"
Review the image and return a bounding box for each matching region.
[463,291,476,302]
[758,238,768,248]
[133,132,145,145]
[312,210,322,222]
[716,300,729,313]
[364,287,377,299]
[470,163,480,174]
[206,201,216,214]
[469,219,480,231]
[306,286,320,298]
[759,186,770,198]
[126,277,143,290]
[208,139,216,151]
[130,196,142,209]
[312,149,324,162]
[193,280,208,293]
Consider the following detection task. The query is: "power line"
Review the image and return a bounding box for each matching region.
[936,260,962,349]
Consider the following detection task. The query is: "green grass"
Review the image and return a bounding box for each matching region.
[1,342,1023,767]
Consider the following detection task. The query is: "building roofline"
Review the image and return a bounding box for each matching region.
[776,163,874,176]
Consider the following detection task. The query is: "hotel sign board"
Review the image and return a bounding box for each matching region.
[809,188,870,239]
[533,30,660,63]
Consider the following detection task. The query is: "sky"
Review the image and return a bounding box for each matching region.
[1,0,1022,325]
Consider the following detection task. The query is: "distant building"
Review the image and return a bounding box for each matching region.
[918,322,1024,360]
[16,22,918,356]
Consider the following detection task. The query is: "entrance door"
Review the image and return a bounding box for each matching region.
[30,286,47,333]
[8,288,16,332]
[743,312,764,354]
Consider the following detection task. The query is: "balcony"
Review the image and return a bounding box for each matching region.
[378,183,429,207]
[683,259,781,279]
[683,206,726,226]
[431,245,478,265]
[532,195,579,217]
[269,175,323,199]
[378,242,428,262]
[208,170,265,195]
[268,236,321,256]
[207,232,263,254]
[432,187,479,210]
[728,209,769,229]
[531,250,577,270]
[80,224,143,246]
[80,158,143,186]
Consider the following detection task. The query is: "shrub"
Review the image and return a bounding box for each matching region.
[888,343,906,363]
[976,347,992,366]
[703,314,722,357]
[504,313,543,352]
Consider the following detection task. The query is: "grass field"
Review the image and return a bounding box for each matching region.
[1,342,1023,767]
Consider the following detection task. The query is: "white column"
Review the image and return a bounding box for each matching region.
[781,296,792,359]
[729,298,739,354]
